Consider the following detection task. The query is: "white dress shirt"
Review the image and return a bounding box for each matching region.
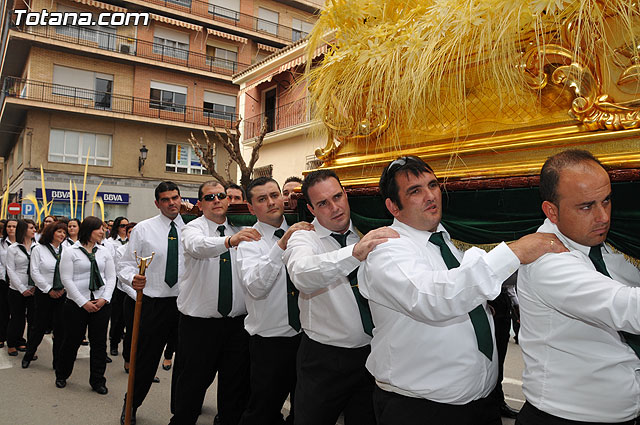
[237,219,299,338]
[0,238,11,280]
[117,214,184,298]
[6,243,35,293]
[62,238,77,249]
[284,218,370,349]
[31,243,63,293]
[115,243,137,301]
[358,219,519,403]
[178,216,245,318]
[60,243,116,307]
[103,236,127,259]
[518,219,640,422]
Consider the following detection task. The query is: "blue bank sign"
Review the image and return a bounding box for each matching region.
[36,189,130,205]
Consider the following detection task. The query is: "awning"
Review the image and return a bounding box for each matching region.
[150,14,202,32]
[257,43,279,53]
[70,0,127,13]
[243,72,277,91]
[278,44,328,73]
[207,28,247,44]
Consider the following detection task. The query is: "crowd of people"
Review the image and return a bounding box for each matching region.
[0,149,639,425]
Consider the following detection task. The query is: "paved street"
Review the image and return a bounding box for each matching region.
[0,334,524,424]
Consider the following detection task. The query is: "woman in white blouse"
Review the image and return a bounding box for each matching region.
[63,218,80,248]
[0,218,17,349]
[22,221,68,369]
[55,216,116,394]
[5,219,37,356]
[104,216,128,357]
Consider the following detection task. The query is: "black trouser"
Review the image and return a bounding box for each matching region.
[109,287,126,350]
[127,295,178,409]
[516,401,639,425]
[7,288,35,348]
[55,299,111,389]
[294,334,375,425]
[488,289,512,406]
[169,313,250,425]
[239,333,301,425]
[122,295,134,363]
[0,280,9,342]
[163,317,177,361]
[25,290,66,366]
[374,386,500,425]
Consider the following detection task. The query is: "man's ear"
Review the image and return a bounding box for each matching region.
[385,198,400,218]
[542,200,559,224]
[306,203,316,217]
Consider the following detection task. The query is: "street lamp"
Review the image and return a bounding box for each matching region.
[138,145,148,171]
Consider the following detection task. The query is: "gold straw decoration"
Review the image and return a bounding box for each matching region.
[305,0,635,144]
[91,180,104,217]
[81,148,90,219]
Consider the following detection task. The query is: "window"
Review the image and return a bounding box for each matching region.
[209,0,239,20]
[203,91,236,121]
[257,8,278,35]
[150,81,187,113]
[253,164,273,178]
[292,18,314,42]
[152,27,189,60]
[165,143,206,174]
[48,129,112,166]
[52,66,113,108]
[206,45,237,72]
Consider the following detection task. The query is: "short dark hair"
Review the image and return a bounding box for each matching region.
[110,216,128,240]
[2,218,15,241]
[301,169,342,206]
[379,156,435,210]
[78,216,104,245]
[246,177,280,204]
[225,183,246,200]
[125,222,137,234]
[155,181,180,201]
[39,221,68,245]
[198,180,225,200]
[539,149,605,204]
[284,176,303,185]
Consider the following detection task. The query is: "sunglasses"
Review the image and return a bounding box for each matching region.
[202,192,227,201]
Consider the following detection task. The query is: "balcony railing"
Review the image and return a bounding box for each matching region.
[244,96,309,139]
[3,77,238,128]
[141,0,310,44]
[11,21,250,76]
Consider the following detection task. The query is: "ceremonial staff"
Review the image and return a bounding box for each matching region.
[124,251,154,425]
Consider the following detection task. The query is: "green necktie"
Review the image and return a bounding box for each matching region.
[45,244,63,290]
[589,245,640,358]
[429,231,493,360]
[217,225,232,317]
[78,246,105,292]
[17,245,35,287]
[330,231,374,336]
[165,221,178,288]
[119,239,127,245]
[274,228,301,331]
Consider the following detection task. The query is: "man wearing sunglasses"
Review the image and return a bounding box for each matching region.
[169,180,260,425]
[236,176,313,425]
[283,169,398,425]
[117,181,185,425]
[357,156,567,425]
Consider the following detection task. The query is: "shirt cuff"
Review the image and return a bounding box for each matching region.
[485,242,520,281]
[269,242,285,263]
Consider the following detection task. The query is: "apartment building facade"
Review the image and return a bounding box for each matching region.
[233,37,325,185]
[0,0,320,220]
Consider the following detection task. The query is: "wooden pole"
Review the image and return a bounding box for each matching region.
[124,252,153,425]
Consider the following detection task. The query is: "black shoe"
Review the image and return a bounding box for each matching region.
[120,397,137,425]
[21,358,30,368]
[16,345,26,352]
[106,355,112,363]
[500,402,519,419]
[55,379,66,388]
[80,339,89,346]
[92,384,108,395]
[162,359,172,370]
[152,376,160,383]
[7,349,18,356]
[110,347,118,356]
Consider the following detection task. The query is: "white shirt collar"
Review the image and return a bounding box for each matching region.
[159,213,184,228]
[255,218,289,239]
[312,218,357,238]
[538,218,608,256]
[392,218,449,245]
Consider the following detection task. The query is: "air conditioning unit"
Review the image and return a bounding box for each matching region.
[120,44,131,54]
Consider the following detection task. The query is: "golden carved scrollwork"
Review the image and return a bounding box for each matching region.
[523,15,640,131]
[314,95,390,161]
